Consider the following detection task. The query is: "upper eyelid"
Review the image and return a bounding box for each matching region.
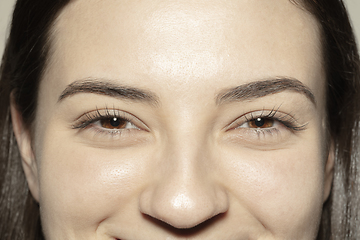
[232,109,294,123]
[74,107,123,122]
[226,109,304,130]
[72,108,149,130]
[246,109,298,122]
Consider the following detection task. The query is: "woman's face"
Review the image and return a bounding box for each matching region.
[16,0,334,239]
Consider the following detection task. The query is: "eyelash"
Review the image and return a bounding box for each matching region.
[72,108,140,137]
[229,108,307,135]
[72,106,306,142]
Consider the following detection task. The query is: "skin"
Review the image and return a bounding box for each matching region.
[11,0,334,239]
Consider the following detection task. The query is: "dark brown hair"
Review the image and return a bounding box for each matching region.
[0,0,359,239]
[300,1,360,239]
[0,1,70,239]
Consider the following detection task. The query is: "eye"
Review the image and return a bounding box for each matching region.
[236,117,278,130]
[226,109,307,133]
[224,109,308,148]
[72,108,145,133]
[97,117,137,130]
[247,117,274,128]
[71,107,150,147]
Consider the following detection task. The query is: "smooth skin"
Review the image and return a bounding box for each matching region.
[11,0,334,239]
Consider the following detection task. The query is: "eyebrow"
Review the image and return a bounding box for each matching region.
[58,77,316,107]
[58,79,159,105]
[216,78,316,106]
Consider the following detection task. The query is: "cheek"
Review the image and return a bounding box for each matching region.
[37,129,150,233]
[219,139,324,235]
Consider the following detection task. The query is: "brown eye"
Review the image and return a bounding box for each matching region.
[248,118,274,128]
[100,117,128,129]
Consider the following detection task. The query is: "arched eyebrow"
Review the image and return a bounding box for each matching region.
[58,79,160,106]
[216,78,316,106]
[58,77,316,107]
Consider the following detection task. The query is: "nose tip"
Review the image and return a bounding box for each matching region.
[139,181,229,229]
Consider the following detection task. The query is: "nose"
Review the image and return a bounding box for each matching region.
[139,139,229,229]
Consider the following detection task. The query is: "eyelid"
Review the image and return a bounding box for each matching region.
[221,109,308,148]
[72,107,149,132]
[226,109,307,132]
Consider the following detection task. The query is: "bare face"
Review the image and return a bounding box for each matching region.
[14,0,334,239]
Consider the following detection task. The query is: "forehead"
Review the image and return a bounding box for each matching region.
[47,0,324,102]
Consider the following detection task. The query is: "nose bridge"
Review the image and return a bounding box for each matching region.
[159,106,213,179]
[139,121,228,229]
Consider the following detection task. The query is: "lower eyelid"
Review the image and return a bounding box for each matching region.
[79,128,150,149]
[92,124,128,134]
[84,123,141,142]
[224,125,291,148]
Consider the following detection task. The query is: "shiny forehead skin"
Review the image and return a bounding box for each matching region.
[47,0,324,98]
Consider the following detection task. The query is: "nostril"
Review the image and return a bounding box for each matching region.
[141,196,225,229]
[142,211,227,236]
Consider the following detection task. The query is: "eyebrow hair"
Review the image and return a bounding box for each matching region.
[59,78,315,108]
[216,78,316,106]
[58,79,159,105]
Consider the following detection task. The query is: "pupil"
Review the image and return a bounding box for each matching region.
[254,118,265,127]
[110,117,121,127]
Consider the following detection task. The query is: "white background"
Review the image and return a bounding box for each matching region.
[1,0,360,59]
